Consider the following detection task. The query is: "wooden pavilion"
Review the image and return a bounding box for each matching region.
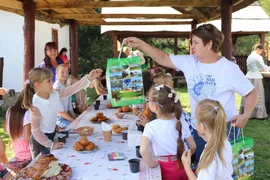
[0,0,257,83]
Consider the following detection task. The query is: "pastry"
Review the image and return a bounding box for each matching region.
[122,127,128,130]
[25,154,61,179]
[90,116,98,122]
[98,116,107,122]
[122,106,130,112]
[115,128,124,134]
[85,142,95,151]
[79,136,89,146]
[112,124,121,131]
[96,112,104,118]
[117,108,122,113]
[74,142,84,151]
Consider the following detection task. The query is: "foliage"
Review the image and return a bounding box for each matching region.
[78,26,113,75]
[259,0,270,16]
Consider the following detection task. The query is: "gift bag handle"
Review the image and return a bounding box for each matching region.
[228,124,244,145]
[118,39,132,61]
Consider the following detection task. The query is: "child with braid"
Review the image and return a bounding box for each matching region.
[140,85,196,180]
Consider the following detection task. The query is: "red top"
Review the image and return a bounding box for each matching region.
[59,55,69,69]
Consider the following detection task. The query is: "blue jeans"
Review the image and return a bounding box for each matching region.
[192,122,240,164]
[56,116,72,128]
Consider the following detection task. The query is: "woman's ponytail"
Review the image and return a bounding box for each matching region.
[175,99,184,167]
[23,83,35,109]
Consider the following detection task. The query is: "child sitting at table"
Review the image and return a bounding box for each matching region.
[140,84,196,180]
[181,99,233,179]
[66,76,88,114]
[22,67,102,158]
[0,138,15,179]
[53,64,77,128]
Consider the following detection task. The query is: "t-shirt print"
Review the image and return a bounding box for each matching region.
[188,73,217,102]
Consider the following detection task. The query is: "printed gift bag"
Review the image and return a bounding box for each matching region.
[230,129,254,180]
[106,55,145,107]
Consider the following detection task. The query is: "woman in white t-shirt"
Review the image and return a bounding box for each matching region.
[182,99,233,180]
[141,85,196,180]
[125,24,258,163]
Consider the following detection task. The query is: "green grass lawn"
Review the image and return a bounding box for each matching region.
[0,86,269,179]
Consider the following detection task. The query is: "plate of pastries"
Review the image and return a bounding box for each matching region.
[73,136,99,153]
[112,124,128,135]
[89,112,110,123]
[13,154,72,180]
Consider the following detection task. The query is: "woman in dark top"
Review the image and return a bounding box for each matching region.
[39,42,63,82]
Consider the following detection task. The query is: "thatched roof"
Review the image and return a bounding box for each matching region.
[0,0,257,26]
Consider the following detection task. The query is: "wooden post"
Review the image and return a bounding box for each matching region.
[190,20,197,54]
[70,20,78,78]
[113,33,118,58]
[23,1,35,83]
[0,58,3,101]
[260,32,265,58]
[221,0,232,61]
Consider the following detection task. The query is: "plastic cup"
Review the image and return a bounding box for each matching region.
[102,130,112,142]
[122,130,128,140]
[136,146,142,158]
[128,158,140,173]
[96,100,100,105]
[58,134,66,143]
[60,130,69,138]
[103,95,107,100]
[41,147,51,155]
[94,104,99,110]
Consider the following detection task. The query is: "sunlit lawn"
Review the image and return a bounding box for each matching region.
[0,85,269,179]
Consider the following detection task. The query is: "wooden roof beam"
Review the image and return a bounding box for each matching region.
[0,0,23,10]
[52,13,195,19]
[79,21,192,26]
[37,1,220,10]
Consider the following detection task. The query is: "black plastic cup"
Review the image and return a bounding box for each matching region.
[96,100,100,105]
[103,95,107,100]
[136,121,144,132]
[41,147,51,155]
[94,104,99,110]
[128,158,140,173]
[60,130,69,138]
[136,146,142,158]
[58,135,66,143]
[122,130,128,140]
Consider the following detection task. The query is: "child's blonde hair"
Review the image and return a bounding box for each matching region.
[149,85,184,167]
[23,68,53,109]
[153,75,162,85]
[56,64,67,72]
[161,74,173,87]
[195,99,227,173]
[66,76,78,86]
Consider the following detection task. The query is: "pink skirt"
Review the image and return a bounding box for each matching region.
[12,140,31,160]
[158,160,188,180]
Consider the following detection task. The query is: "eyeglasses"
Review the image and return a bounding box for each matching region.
[145,98,163,107]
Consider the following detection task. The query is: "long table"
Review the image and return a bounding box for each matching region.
[51,96,162,180]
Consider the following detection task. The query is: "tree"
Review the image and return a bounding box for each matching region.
[78,26,113,75]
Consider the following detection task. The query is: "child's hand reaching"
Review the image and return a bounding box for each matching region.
[139,113,149,126]
[181,150,192,167]
[52,142,64,150]
[88,69,103,81]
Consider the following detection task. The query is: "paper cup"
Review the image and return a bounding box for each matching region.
[102,130,112,142]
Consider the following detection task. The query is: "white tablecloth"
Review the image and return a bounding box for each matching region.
[51,96,162,180]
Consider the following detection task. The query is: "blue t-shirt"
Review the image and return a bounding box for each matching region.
[39,57,63,82]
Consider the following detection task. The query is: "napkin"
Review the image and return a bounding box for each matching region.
[101,122,112,131]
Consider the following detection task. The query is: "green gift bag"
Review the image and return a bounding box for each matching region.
[106,42,145,107]
[230,129,254,180]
